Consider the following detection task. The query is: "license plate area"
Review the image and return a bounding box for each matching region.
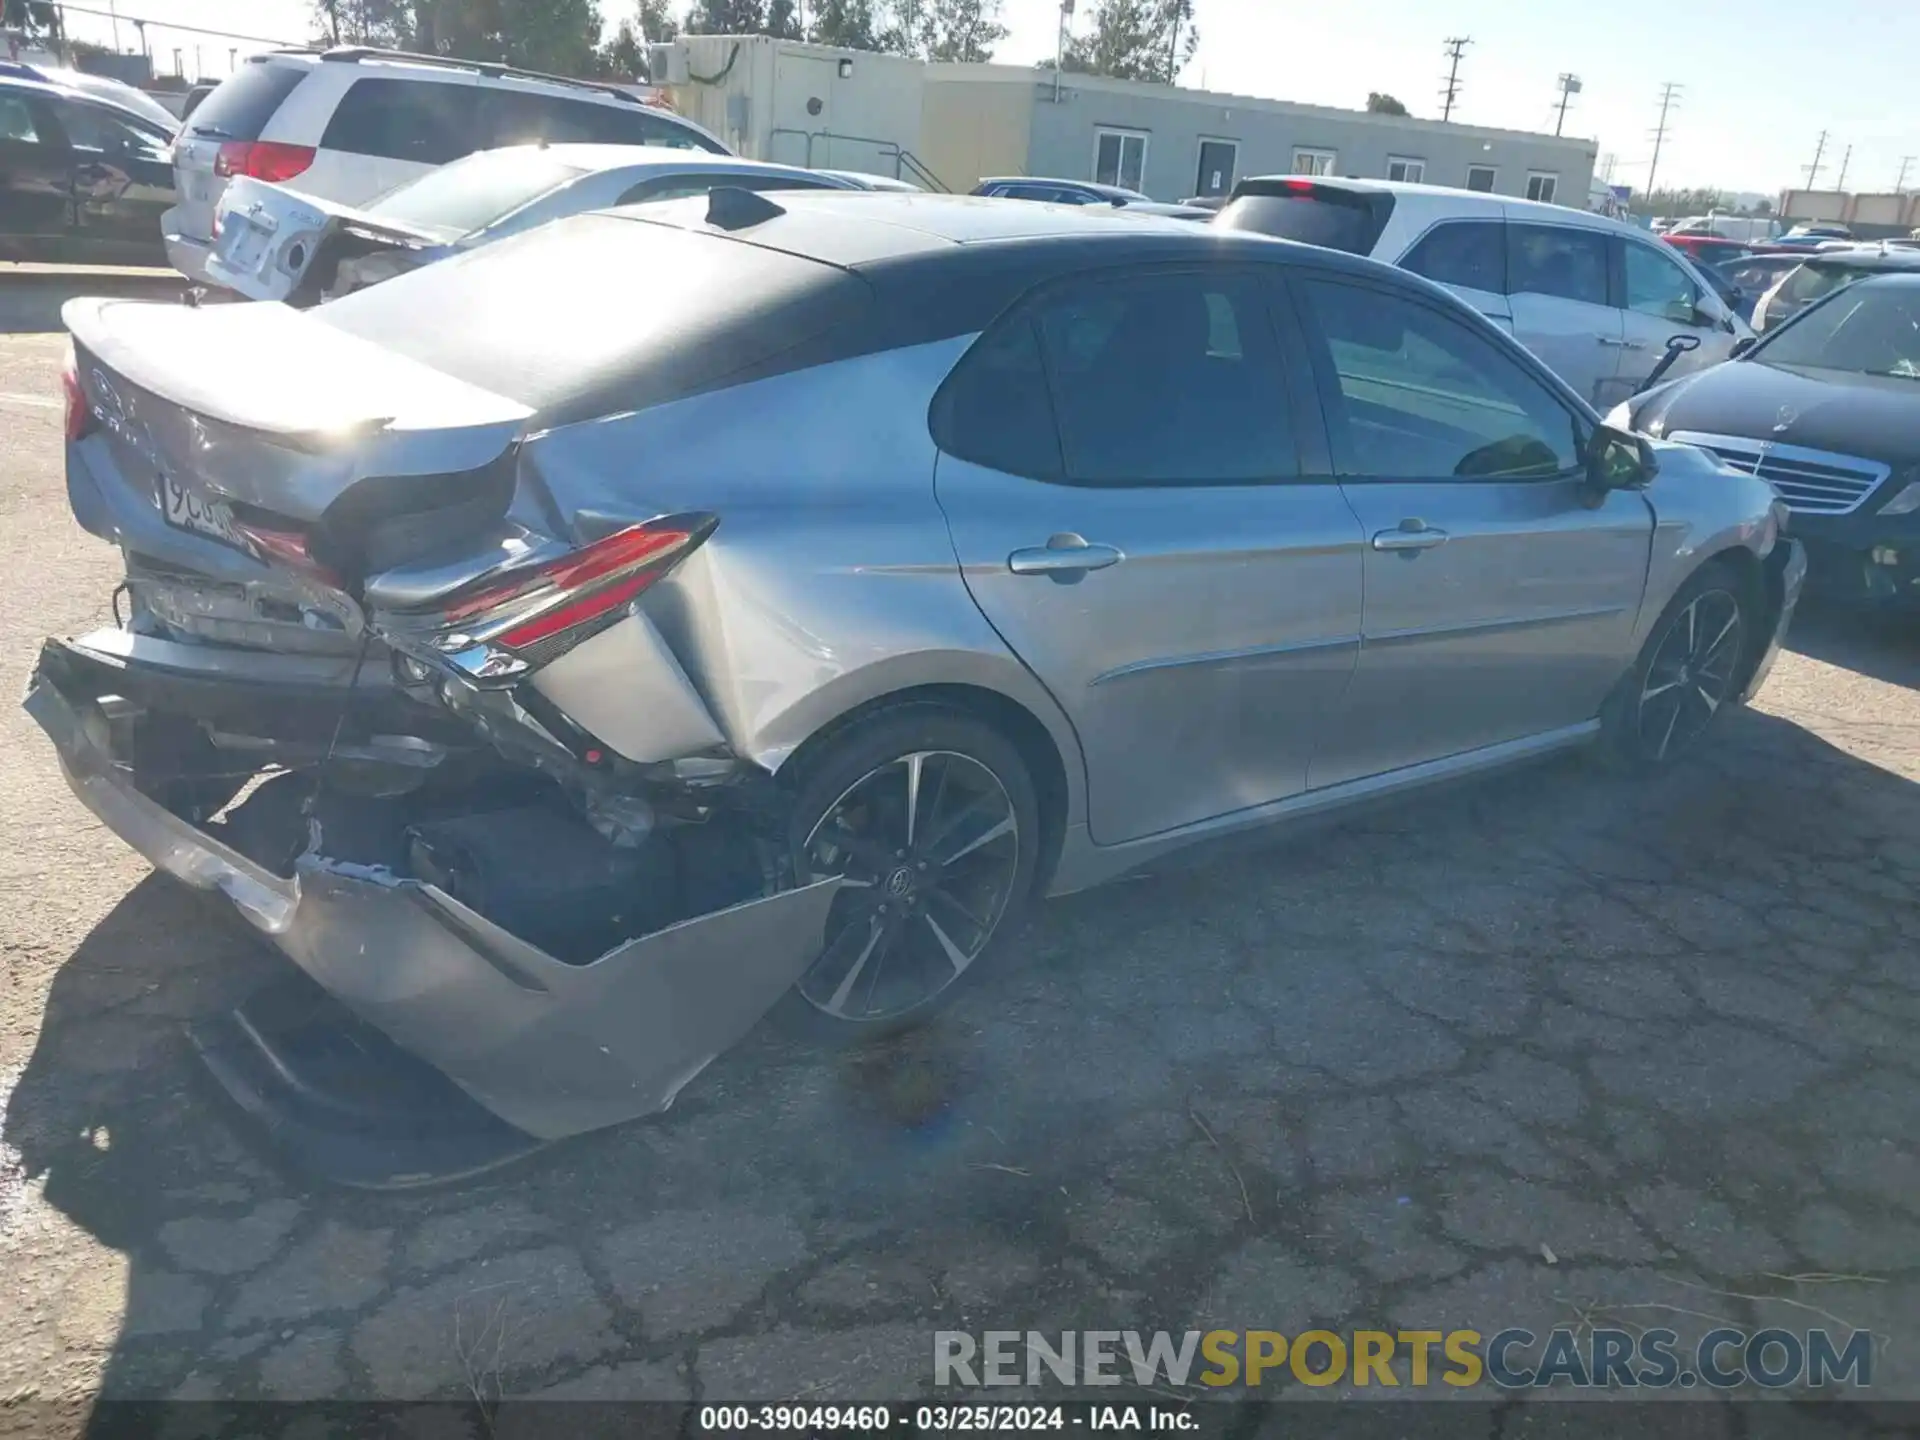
[214,209,273,273]
[160,475,243,548]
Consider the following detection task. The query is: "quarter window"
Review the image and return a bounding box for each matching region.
[1401,221,1505,294]
[1292,147,1336,176]
[1507,223,1609,306]
[1386,156,1424,183]
[1465,164,1496,192]
[930,317,1063,482]
[1299,278,1582,481]
[1623,242,1703,322]
[1525,172,1559,204]
[1093,129,1148,192]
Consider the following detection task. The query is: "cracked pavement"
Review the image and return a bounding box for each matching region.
[2,298,1918,1425]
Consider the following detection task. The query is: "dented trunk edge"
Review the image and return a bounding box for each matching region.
[24,663,841,1143]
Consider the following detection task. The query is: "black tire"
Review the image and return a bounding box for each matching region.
[1600,558,1753,772]
[769,706,1041,1045]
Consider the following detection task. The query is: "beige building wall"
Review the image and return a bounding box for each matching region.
[919,69,1036,194]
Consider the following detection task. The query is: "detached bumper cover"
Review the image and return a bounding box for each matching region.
[25,666,840,1143]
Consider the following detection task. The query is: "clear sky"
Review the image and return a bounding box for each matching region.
[55,0,1920,197]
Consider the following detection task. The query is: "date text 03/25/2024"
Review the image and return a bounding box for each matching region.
[697,1406,1189,1432]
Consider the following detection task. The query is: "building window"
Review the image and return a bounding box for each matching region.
[1386,156,1425,183]
[1465,164,1497,192]
[1094,128,1149,193]
[1292,147,1336,176]
[1194,137,1238,199]
[1526,172,1559,204]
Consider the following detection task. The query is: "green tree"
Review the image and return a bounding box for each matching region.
[767,0,804,38]
[1366,91,1408,115]
[911,0,1006,62]
[809,0,880,48]
[597,17,646,75]
[684,0,765,32]
[3,0,64,41]
[1059,0,1195,83]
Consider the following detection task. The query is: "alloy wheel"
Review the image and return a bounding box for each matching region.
[1637,588,1745,762]
[797,750,1022,1023]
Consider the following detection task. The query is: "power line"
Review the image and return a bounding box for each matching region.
[1553,72,1581,138]
[1645,82,1681,197]
[1439,36,1470,123]
[41,2,302,47]
[1803,130,1828,189]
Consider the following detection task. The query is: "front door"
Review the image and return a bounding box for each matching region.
[933,264,1363,845]
[1194,139,1237,199]
[1615,236,1740,390]
[1289,274,1653,789]
[1504,220,1624,409]
[46,97,174,263]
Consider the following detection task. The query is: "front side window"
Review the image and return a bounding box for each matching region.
[1299,277,1582,481]
[1292,148,1335,176]
[1401,220,1505,295]
[1093,130,1148,193]
[1465,165,1496,192]
[1507,223,1609,306]
[321,77,477,166]
[1623,241,1703,322]
[935,269,1300,487]
[49,99,168,157]
[1526,172,1558,204]
[0,94,43,145]
[1387,156,1424,183]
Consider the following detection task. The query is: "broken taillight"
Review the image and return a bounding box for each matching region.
[61,352,94,443]
[213,141,315,182]
[408,514,718,683]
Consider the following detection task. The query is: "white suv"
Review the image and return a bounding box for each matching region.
[162,45,728,285]
[1215,177,1751,410]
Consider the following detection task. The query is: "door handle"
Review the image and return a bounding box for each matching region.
[1371,523,1450,553]
[1621,339,1650,351]
[1008,534,1123,581]
[1595,336,1625,347]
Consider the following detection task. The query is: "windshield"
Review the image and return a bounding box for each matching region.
[1755,280,1920,378]
[367,149,590,238]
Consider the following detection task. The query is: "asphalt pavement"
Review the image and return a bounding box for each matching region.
[1,298,1917,1430]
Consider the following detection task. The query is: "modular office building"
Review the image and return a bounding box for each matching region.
[654,35,1599,206]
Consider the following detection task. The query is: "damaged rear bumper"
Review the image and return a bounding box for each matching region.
[24,654,839,1147]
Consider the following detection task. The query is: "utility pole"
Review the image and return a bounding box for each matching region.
[1164,0,1190,86]
[1804,130,1828,188]
[1646,82,1681,198]
[1599,151,1618,184]
[1440,37,1471,122]
[1836,143,1852,192]
[107,0,120,52]
[1554,73,1581,137]
[1898,156,1915,193]
[1052,0,1071,103]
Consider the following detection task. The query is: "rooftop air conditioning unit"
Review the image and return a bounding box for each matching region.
[648,42,689,86]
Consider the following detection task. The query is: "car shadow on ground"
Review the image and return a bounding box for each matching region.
[1786,599,1920,688]
[0,275,187,336]
[6,697,1920,1413]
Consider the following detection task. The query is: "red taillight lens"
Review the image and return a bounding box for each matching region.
[213,140,315,182]
[230,517,340,585]
[430,514,717,668]
[1284,178,1316,194]
[61,354,93,443]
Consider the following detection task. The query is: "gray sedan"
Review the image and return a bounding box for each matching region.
[30,191,1802,1178]
[203,143,864,303]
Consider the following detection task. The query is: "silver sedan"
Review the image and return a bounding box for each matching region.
[29,191,1803,1172]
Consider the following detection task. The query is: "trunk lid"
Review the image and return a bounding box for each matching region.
[64,295,533,585]
[206,177,448,303]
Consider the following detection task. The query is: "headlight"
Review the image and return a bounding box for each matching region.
[1602,401,1634,429]
[1879,481,1920,516]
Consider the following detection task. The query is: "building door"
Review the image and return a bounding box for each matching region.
[1194,139,1237,199]
[770,52,836,167]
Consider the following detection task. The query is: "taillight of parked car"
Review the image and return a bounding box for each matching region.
[61,352,94,444]
[212,141,315,182]
[393,514,720,685]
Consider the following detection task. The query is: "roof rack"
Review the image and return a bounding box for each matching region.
[316,46,642,103]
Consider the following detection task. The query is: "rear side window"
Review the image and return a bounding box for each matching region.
[478,88,720,151]
[1402,221,1505,294]
[321,77,477,165]
[1507,223,1609,306]
[939,269,1298,487]
[185,61,305,140]
[1214,186,1392,256]
[1784,264,1855,305]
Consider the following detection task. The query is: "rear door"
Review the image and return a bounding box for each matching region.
[1615,235,1739,386]
[1504,220,1622,408]
[308,73,480,204]
[933,264,1363,845]
[1396,218,1512,333]
[0,90,72,250]
[1290,274,1651,788]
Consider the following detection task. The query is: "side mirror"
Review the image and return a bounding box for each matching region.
[1583,424,1656,502]
[1731,335,1759,359]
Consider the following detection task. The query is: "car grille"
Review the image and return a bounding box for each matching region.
[1667,431,1891,515]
